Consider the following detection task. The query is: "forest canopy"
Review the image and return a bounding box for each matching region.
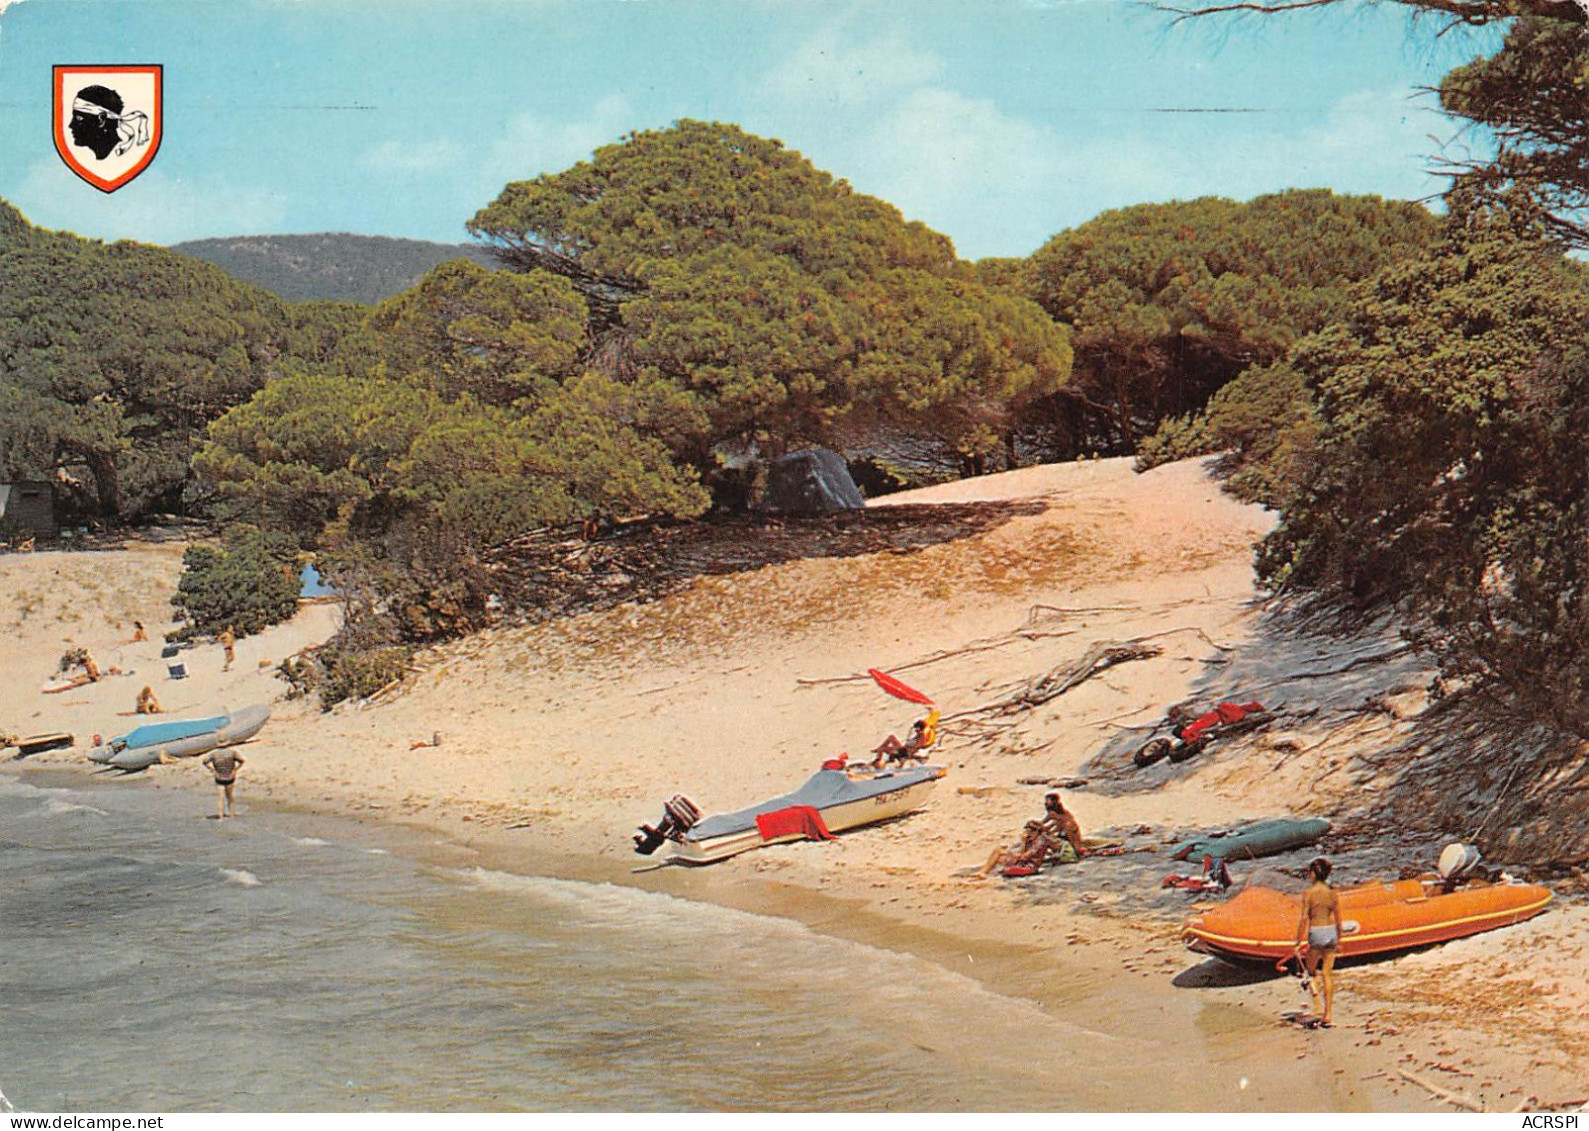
[469,120,1073,475]
[0,201,358,522]
[1025,190,1439,452]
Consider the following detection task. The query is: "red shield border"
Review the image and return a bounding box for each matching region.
[53,64,163,193]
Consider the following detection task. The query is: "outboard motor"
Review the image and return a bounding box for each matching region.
[1437,842,1482,891]
[633,794,702,855]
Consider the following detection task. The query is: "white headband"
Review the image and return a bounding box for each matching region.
[72,96,150,156]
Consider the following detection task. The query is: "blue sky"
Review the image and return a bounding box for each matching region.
[0,0,1501,259]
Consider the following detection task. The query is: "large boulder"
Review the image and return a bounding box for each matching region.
[762,449,865,514]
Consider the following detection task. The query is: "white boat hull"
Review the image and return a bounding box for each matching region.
[665,774,941,865]
[90,705,272,770]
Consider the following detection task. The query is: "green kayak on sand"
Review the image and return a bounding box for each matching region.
[1170,817,1330,863]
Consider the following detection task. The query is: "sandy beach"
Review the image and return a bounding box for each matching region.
[6,456,1586,1112]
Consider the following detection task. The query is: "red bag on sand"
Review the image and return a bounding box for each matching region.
[1001,864,1039,878]
[1216,700,1264,724]
[1183,701,1265,743]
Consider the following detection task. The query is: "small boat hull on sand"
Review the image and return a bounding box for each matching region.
[1183,875,1553,963]
[666,766,945,865]
[1170,817,1331,863]
[87,705,271,771]
[8,732,74,757]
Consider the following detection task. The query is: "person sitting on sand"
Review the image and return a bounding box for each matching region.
[872,708,940,766]
[201,747,245,820]
[135,685,162,714]
[1041,792,1088,862]
[1295,855,1344,1027]
[129,620,147,644]
[974,820,1056,878]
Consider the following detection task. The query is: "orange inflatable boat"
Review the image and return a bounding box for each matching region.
[1183,874,1552,963]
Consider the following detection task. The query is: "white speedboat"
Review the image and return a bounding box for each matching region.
[634,763,945,865]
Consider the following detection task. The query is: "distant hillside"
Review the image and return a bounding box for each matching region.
[170,233,501,304]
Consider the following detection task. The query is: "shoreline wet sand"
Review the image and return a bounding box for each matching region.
[6,456,1587,1111]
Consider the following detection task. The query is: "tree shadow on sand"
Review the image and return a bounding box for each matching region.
[1079,606,1432,796]
[486,499,1046,623]
[1070,601,1589,875]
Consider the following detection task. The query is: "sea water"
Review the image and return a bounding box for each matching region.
[0,770,1139,1112]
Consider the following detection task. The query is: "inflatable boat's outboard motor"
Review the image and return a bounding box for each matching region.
[633,794,702,855]
[1437,842,1482,891]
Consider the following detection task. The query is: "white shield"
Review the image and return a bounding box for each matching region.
[53,64,163,193]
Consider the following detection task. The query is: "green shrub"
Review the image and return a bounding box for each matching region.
[315,642,411,709]
[1134,413,1214,471]
[171,525,300,639]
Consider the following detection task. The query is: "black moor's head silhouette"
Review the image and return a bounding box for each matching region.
[70,85,127,160]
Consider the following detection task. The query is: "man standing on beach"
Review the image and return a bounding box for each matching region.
[201,747,244,819]
[218,625,236,672]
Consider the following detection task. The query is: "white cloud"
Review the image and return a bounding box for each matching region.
[481,92,636,187]
[764,26,943,108]
[1081,86,1455,211]
[12,159,290,244]
[860,88,1070,255]
[1290,86,1454,194]
[359,138,467,173]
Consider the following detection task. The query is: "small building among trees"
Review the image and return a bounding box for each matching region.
[0,481,57,542]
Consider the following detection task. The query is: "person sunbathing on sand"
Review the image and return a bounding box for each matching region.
[974,820,1056,878]
[1041,792,1088,860]
[872,708,940,766]
[135,685,162,714]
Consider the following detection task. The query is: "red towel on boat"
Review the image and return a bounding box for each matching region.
[756,805,836,843]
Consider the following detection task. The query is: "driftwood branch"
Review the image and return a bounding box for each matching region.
[951,639,1165,722]
[795,629,1079,689]
[1397,1068,1486,1112]
[1027,603,1141,619]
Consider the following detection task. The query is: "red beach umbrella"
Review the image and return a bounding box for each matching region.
[867,668,934,706]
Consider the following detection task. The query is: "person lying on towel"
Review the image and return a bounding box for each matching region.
[974,821,1061,878]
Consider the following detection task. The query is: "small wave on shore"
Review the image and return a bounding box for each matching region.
[451,865,1141,1108]
[43,797,108,817]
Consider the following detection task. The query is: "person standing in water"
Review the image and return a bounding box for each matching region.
[202,747,245,820]
[1295,855,1344,1027]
